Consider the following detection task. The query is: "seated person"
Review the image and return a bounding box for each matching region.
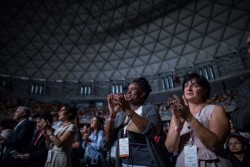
[226,133,250,167]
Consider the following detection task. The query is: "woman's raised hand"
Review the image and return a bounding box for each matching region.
[107,94,121,117]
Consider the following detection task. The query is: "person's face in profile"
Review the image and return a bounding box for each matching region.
[80,125,88,134]
[126,82,144,104]
[13,107,25,121]
[58,106,70,121]
[90,117,98,129]
[35,118,42,129]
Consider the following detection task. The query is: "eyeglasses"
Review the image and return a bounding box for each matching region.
[228,142,242,146]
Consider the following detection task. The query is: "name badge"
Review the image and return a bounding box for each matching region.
[119,137,129,157]
[184,145,198,167]
[46,149,52,162]
[110,145,116,158]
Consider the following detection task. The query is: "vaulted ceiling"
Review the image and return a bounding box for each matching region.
[0,0,250,82]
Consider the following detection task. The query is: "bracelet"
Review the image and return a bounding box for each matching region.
[175,126,182,133]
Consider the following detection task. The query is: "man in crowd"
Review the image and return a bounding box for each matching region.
[0,106,35,167]
[14,111,53,167]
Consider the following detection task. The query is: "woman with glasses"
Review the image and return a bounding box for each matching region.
[226,133,250,167]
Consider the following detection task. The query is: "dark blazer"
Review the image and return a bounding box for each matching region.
[28,129,48,167]
[0,118,35,167]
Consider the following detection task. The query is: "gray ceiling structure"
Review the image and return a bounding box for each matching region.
[0,0,250,83]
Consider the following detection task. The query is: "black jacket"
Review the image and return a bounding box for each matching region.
[0,118,35,167]
[28,129,48,167]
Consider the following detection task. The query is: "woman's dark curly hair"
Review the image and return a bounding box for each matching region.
[182,72,211,102]
[132,77,152,102]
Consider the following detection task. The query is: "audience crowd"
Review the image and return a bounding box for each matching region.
[0,84,249,167]
[0,88,239,122]
[0,29,249,167]
[0,86,250,167]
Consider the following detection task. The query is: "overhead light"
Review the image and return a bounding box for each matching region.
[56,79,63,82]
[19,77,29,80]
[0,74,10,77]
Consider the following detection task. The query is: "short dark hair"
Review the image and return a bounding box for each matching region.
[226,133,249,150]
[182,72,211,102]
[39,111,53,124]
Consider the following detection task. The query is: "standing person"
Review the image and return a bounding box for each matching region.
[165,72,233,167]
[71,115,84,167]
[231,34,250,141]
[51,111,62,131]
[104,77,168,167]
[226,133,250,167]
[0,106,35,167]
[82,115,105,167]
[14,111,53,167]
[42,104,77,167]
[80,125,89,138]
[79,124,89,166]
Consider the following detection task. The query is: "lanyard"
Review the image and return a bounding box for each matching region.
[34,129,44,145]
[187,126,193,146]
[122,105,143,137]
[123,116,130,137]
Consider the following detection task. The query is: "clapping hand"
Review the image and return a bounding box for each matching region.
[107,94,121,117]
[41,118,53,135]
[168,94,190,127]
